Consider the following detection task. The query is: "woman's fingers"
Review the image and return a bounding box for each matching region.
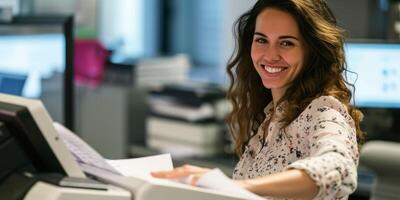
[151,167,191,179]
[150,170,172,178]
[189,174,202,186]
[151,164,210,184]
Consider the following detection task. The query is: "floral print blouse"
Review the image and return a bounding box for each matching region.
[232,96,359,200]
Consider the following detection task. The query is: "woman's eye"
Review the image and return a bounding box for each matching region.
[254,38,267,44]
[281,41,294,47]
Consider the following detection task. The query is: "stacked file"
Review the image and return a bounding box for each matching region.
[134,54,191,88]
[146,82,230,158]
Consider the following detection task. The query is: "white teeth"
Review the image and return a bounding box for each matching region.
[264,66,284,73]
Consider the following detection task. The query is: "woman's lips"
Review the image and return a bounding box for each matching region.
[261,64,288,74]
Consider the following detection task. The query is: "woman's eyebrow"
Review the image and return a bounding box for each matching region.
[279,36,299,40]
[254,32,267,37]
[254,32,299,41]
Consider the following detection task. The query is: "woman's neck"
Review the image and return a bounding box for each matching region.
[271,89,285,108]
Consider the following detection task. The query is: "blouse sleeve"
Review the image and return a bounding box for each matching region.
[285,96,359,199]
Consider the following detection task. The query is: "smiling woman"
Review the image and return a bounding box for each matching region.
[152,0,364,199]
[251,8,306,103]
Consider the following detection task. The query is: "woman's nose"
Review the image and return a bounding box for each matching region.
[263,46,281,62]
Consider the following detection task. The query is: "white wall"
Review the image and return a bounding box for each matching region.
[0,0,19,14]
[34,0,97,36]
[34,0,75,14]
[97,0,144,58]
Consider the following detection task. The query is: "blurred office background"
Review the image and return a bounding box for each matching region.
[1,0,400,199]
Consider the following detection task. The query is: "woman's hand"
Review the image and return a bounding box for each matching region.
[151,164,210,186]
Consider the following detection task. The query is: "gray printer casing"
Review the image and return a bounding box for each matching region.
[1,93,253,200]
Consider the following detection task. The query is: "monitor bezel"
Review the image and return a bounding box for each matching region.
[344,39,400,142]
[0,15,74,131]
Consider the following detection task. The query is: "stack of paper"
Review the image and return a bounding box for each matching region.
[146,82,231,157]
[135,54,191,88]
[55,122,264,200]
[107,154,265,200]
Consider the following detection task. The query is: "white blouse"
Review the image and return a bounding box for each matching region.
[232,96,359,200]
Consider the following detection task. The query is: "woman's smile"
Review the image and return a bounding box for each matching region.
[261,64,289,75]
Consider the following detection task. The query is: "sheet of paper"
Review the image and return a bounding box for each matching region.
[197,169,266,200]
[106,154,173,179]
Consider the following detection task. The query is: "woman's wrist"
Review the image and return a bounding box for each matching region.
[234,170,319,199]
[235,179,255,192]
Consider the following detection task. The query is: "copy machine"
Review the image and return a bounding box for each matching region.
[0,93,255,200]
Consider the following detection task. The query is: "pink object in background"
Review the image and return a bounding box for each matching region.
[74,39,108,87]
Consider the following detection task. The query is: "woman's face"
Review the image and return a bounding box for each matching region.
[251,8,306,100]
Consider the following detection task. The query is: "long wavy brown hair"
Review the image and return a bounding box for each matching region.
[226,0,364,156]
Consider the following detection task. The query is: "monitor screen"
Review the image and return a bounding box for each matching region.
[0,33,64,98]
[345,41,400,108]
[0,16,74,130]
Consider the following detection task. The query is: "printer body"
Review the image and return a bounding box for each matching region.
[0,93,249,200]
[24,181,130,200]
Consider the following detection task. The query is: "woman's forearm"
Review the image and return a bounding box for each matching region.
[237,169,319,199]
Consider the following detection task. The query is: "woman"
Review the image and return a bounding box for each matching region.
[152,0,364,199]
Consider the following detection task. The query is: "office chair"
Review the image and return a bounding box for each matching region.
[360,141,400,200]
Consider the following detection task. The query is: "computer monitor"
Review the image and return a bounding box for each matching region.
[0,93,84,181]
[345,40,400,142]
[345,40,400,108]
[0,15,74,130]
